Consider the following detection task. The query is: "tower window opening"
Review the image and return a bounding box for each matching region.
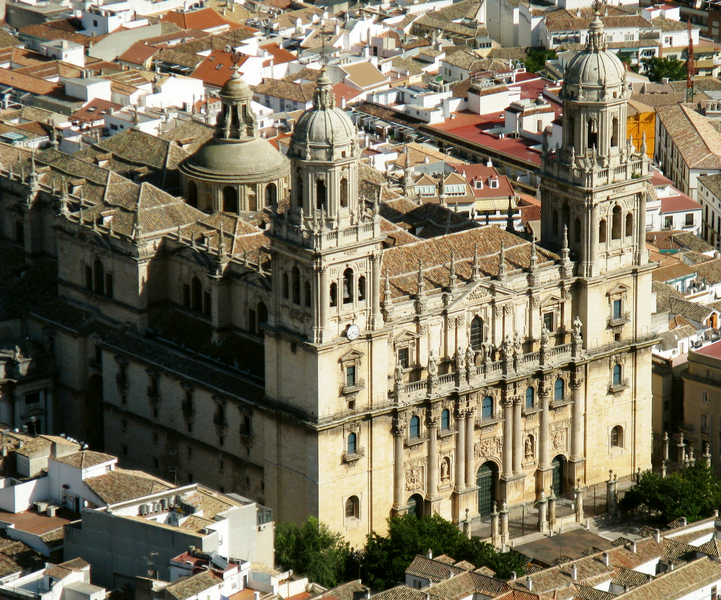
[358,276,366,301]
[248,188,257,212]
[562,203,570,234]
[265,183,277,207]
[296,173,303,208]
[552,210,559,235]
[282,273,289,299]
[343,268,353,304]
[187,181,198,208]
[625,213,633,237]
[587,118,597,150]
[612,205,622,240]
[599,219,607,243]
[191,276,202,312]
[574,217,581,243]
[611,117,619,148]
[340,178,348,208]
[304,281,311,308]
[223,186,238,213]
[316,179,326,210]
[470,316,484,351]
[330,283,338,307]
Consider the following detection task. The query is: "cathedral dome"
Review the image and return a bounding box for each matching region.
[561,12,628,101]
[290,67,358,160]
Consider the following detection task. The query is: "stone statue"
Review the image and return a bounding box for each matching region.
[525,435,534,459]
[428,351,437,377]
[573,316,583,342]
[466,346,475,368]
[492,501,497,514]
[441,458,450,482]
[394,361,403,385]
[541,326,550,348]
[502,335,513,359]
[455,347,464,372]
[514,332,522,356]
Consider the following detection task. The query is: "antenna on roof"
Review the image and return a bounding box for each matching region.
[686,19,695,102]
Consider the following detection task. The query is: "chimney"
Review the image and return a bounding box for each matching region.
[654,529,661,543]
[510,572,517,581]
[631,541,637,553]
[427,549,433,559]
[602,553,610,567]
[486,157,493,167]
[364,588,370,600]
[526,577,532,592]
[570,564,577,581]
[669,562,675,572]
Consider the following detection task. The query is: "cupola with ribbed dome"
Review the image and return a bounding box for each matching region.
[179,68,289,215]
[285,66,361,226]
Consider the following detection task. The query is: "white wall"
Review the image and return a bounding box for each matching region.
[0,477,50,513]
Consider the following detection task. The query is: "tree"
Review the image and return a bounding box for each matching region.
[275,517,353,588]
[641,56,687,83]
[524,48,557,74]
[361,514,526,590]
[620,460,721,524]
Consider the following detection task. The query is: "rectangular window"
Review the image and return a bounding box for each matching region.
[203,291,211,316]
[241,414,252,436]
[15,221,24,246]
[711,586,717,600]
[685,213,694,227]
[704,392,710,403]
[105,273,113,297]
[702,413,711,434]
[183,284,190,307]
[95,345,102,366]
[398,347,409,369]
[543,312,554,332]
[613,299,622,320]
[85,266,93,290]
[346,365,356,388]
[24,392,40,405]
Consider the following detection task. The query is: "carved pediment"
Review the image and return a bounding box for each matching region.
[340,348,364,363]
[540,294,562,308]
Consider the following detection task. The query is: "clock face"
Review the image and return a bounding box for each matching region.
[347,325,360,340]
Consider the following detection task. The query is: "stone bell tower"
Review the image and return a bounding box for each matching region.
[538,3,655,487]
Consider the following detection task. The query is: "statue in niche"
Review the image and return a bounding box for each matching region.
[428,351,437,377]
[525,435,534,460]
[441,458,450,482]
[541,326,550,347]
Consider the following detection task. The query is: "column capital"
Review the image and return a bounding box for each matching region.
[465,407,476,419]
[501,398,514,408]
[455,408,466,420]
[392,418,406,436]
[426,416,439,429]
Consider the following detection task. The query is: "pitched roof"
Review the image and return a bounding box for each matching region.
[341,61,387,90]
[254,78,315,103]
[51,450,115,468]
[161,7,236,32]
[406,556,466,582]
[84,469,174,504]
[655,103,721,170]
[165,570,221,600]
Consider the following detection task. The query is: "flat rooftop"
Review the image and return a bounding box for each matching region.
[0,509,72,536]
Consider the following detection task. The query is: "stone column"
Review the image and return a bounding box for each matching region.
[588,205,599,277]
[575,479,584,523]
[548,487,557,531]
[465,408,475,488]
[513,397,523,475]
[539,384,550,469]
[502,399,514,478]
[491,503,501,548]
[427,415,439,500]
[636,191,648,265]
[537,491,548,534]
[455,408,466,491]
[606,471,617,513]
[500,501,510,547]
[393,419,406,509]
[318,265,328,343]
[571,375,585,460]
[371,252,381,330]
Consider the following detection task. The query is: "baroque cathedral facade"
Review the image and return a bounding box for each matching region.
[0,10,653,549]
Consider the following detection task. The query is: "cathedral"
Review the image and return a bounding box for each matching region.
[0,9,653,549]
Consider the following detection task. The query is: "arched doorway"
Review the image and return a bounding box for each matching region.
[407,493,423,518]
[476,462,498,517]
[223,186,238,213]
[552,455,566,495]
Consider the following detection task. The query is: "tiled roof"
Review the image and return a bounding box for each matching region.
[316,580,366,600]
[154,47,204,69]
[660,194,701,213]
[655,104,721,170]
[695,259,721,284]
[84,469,174,504]
[0,68,59,96]
[652,282,684,312]
[372,586,445,600]
[545,6,652,32]
[406,556,466,582]
[614,557,721,600]
[341,61,387,89]
[165,570,221,600]
[652,15,687,31]
[699,173,721,199]
[51,450,115,469]
[161,7,236,31]
[667,296,714,323]
[673,231,715,253]
[254,79,315,103]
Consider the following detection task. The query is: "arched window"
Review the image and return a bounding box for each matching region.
[611,117,619,147]
[409,415,420,439]
[358,276,366,301]
[265,183,277,207]
[441,409,450,431]
[93,258,104,294]
[223,186,238,213]
[291,266,300,304]
[345,495,359,519]
[330,283,337,307]
[342,268,353,304]
[613,364,622,386]
[612,206,622,240]
[611,425,623,448]
[587,118,597,149]
[470,316,484,351]
[625,213,633,237]
[248,188,257,212]
[552,210,559,235]
[574,217,581,244]
[304,281,311,308]
[258,301,268,327]
[567,115,575,148]
[554,378,564,402]
[482,396,493,419]
[599,219,607,243]
[526,386,534,409]
[562,203,570,233]
[407,493,423,518]
[340,178,348,208]
[282,273,289,299]
[187,181,198,208]
[316,179,326,210]
[347,432,357,454]
[191,276,202,311]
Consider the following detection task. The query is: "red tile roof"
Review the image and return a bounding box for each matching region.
[161,8,238,32]
[191,49,248,88]
[660,194,702,213]
[259,42,296,65]
[696,339,721,359]
[0,68,59,95]
[333,81,363,105]
[118,42,159,66]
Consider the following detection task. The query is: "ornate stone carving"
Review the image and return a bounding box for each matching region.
[551,429,567,451]
[474,437,502,459]
[468,287,488,300]
[504,303,513,315]
[405,466,423,491]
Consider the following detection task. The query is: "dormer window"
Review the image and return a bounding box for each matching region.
[475,180,483,189]
[490,178,499,189]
